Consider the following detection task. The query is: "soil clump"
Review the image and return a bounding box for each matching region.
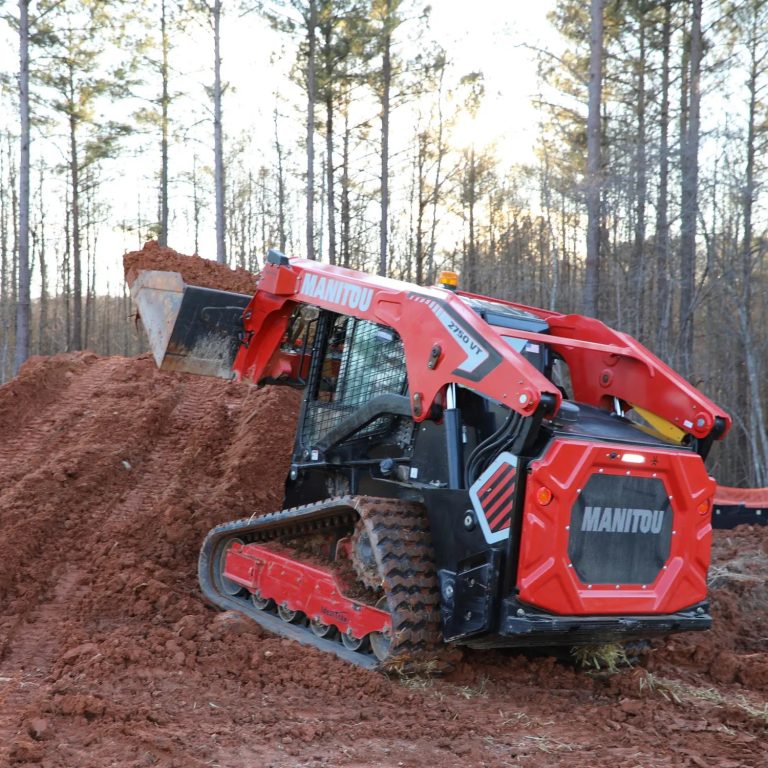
[123,241,260,295]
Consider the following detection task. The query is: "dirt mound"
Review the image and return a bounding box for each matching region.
[649,525,768,691]
[123,241,260,294]
[0,353,766,767]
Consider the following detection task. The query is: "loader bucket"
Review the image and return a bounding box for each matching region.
[129,269,252,379]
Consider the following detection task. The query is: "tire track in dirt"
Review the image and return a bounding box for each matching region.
[0,355,123,487]
[97,377,214,527]
[0,568,89,763]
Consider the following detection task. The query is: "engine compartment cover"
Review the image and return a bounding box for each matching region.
[516,439,715,616]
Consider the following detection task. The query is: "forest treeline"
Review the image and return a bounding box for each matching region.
[1,0,767,487]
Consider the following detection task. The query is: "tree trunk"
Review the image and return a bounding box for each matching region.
[466,148,477,291]
[318,152,325,258]
[192,154,201,254]
[63,186,71,349]
[415,132,426,285]
[159,0,170,246]
[37,162,48,356]
[427,59,446,285]
[274,105,287,252]
[583,0,603,317]
[739,7,768,485]
[739,307,768,486]
[631,19,647,340]
[306,0,318,260]
[678,0,702,378]
[323,25,336,265]
[0,144,8,382]
[655,0,672,358]
[742,6,758,341]
[539,140,560,310]
[340,95,351,268]
[14,0,30,375]
[213,0,226,263]
[378,0,393,277]
[69,76,83,351]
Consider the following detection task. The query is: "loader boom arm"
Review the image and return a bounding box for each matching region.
[233,255,730,443]
[235,256,561,419]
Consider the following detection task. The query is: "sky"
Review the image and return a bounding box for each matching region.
[0,1,560,292]
[424,0,557,162]
[155,0,561,261]
[218,1,559,165]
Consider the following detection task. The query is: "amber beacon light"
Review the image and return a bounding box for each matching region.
[438,270,459,290]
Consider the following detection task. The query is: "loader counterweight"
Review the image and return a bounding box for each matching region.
[517,439,714,616]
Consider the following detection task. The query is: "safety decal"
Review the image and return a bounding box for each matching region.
[469,451,518,544]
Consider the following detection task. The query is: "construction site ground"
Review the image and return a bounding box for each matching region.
[2,246,767,767]
[0,351,766,768]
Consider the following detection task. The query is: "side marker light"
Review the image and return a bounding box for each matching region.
[536,486,553,506]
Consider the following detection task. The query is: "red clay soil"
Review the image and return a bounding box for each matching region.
[1,353,767,768]
[123,241,260,294]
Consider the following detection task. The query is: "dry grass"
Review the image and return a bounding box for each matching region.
[516,734,575,754]
[707,562,763,589]
[571,642,631,673]
[498,711,546,728]
[397,670,435,691]
[388,655,442,682]
[453,675,489,699]
[640,672,768,727]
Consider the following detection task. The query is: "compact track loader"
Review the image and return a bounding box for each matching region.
[129,251,732,670]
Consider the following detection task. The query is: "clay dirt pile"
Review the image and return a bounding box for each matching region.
[123,241,260,295]
[0,253,765,766]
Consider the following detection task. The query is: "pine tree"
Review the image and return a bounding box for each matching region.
[34,0,137,350]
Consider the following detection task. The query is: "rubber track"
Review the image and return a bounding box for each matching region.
[355,499,445,672]
[198,495,447,672]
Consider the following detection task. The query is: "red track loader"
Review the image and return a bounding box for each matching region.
[129,251,731,670]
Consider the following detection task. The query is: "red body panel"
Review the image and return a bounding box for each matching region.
[516,439,714,615]
[223,542,391,638]
[232,259,731,445]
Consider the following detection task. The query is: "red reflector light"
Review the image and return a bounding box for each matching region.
[536,486,553,506]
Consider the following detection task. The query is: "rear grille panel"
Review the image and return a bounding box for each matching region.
[567,474,672,585]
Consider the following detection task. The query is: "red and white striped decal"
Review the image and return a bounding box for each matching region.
[469,452,519,544]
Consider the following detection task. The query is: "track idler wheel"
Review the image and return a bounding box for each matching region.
[341,630,370,652]
[369,597,393,661]
[218,538,246,596]
[309,618,337,639]
[277,604,302,623]
[250,590,274,611]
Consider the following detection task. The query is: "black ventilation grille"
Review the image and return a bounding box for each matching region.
[568,474,672,585]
